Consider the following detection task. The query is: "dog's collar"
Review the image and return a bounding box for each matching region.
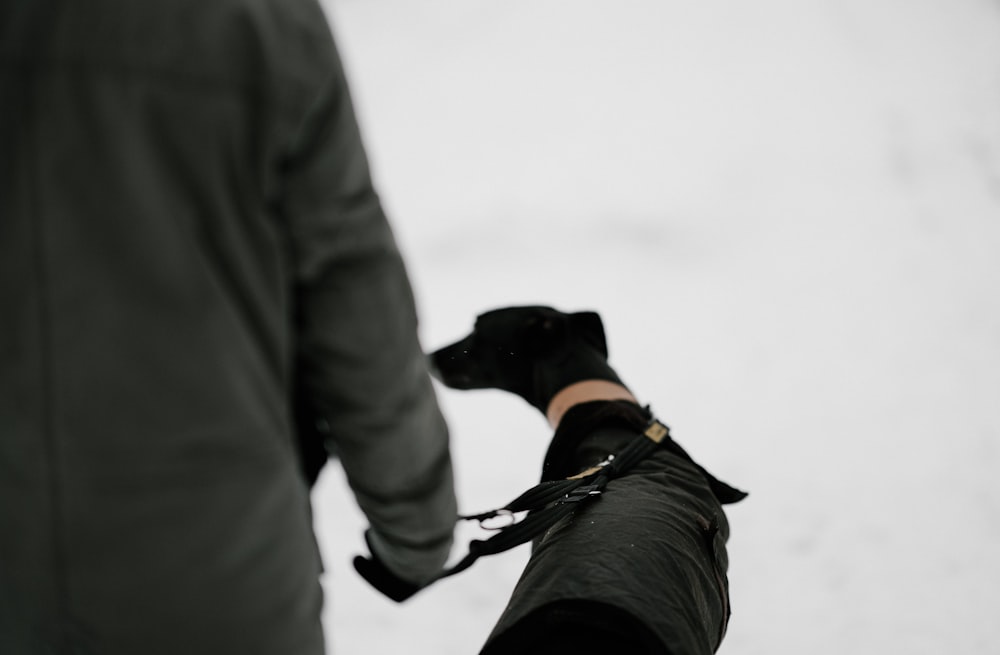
[545,379,639,428]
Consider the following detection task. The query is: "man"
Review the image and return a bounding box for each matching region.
[0,1,456,653]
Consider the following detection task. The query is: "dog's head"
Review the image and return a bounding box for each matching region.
[429,306,621,411]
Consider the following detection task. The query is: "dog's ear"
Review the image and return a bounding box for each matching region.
[569,311,608,358]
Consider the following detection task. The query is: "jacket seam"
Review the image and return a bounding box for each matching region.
[23,60,71,637]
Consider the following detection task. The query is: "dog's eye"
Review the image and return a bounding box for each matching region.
[524,316,557,335]
[523,316,552,331]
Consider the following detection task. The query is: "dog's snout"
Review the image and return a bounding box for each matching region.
[428,339,477,389]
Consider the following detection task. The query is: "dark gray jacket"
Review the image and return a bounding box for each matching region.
[0,1,456,653]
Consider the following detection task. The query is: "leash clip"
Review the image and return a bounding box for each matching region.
[477,509,516,531]
[559,483,604,504]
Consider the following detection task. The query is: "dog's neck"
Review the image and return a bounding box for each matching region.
[546,380,639,428]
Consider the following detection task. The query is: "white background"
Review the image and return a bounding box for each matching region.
[311,1,1000,653]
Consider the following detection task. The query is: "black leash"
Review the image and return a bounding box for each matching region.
[433,418,672,582]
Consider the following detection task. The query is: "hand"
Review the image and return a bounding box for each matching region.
[352,531,427,602]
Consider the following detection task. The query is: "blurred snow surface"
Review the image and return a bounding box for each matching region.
[311,1,1000,653]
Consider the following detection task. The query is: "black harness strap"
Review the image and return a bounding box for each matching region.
[433,418,672,582]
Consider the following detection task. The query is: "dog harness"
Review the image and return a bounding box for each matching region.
[433,418,675,582]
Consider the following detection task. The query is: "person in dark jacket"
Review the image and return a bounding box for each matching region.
[0,1,456,653]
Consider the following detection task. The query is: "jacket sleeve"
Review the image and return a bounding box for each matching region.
[277,30,456,584]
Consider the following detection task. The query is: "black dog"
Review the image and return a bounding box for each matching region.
[430,306,746,655]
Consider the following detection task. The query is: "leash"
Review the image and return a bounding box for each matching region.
[432,418,672,582]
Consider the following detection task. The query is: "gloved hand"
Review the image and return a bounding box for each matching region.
[352,530,428,602]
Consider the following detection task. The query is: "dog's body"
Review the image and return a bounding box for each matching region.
[430,306,745,655]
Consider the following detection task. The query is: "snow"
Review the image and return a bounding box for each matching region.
[311,1,1000,653]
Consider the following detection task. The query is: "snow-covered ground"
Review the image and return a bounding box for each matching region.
[311,1,1000,653]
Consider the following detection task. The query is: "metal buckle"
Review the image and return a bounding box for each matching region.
[559,484,604,504]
